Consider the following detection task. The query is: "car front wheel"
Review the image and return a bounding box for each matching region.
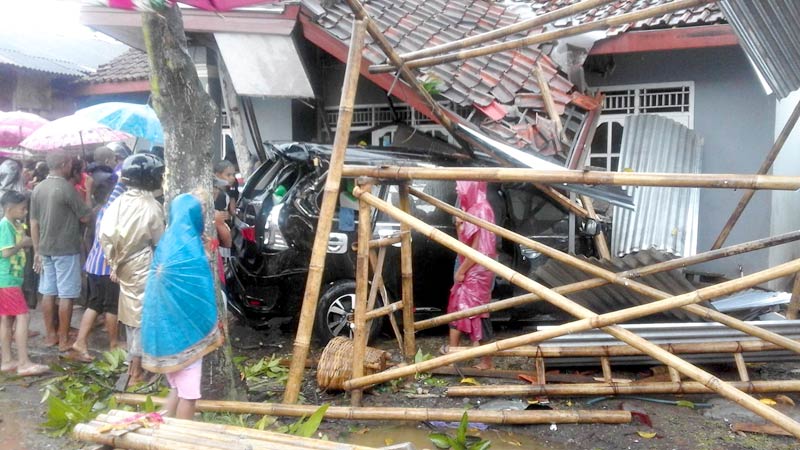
[314,280,383,345]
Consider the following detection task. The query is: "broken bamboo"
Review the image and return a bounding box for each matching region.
[446,380,800,397]
[398,183,416,358]
[351,184,373,406]
[396,0,615,62]
[414,229,800,331]
[341,166,800,190]
[348,190,800,438]
[369,0,710,73]
[447,339,787,358]
[711,98,800,249]
[284,19,367,404]
[113,394,631,424]
[411,186,800,354]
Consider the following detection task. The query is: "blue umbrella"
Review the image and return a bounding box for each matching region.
[76,102,163,144]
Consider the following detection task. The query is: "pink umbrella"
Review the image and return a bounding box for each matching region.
[20,114,131,152]
[0,111,49,147]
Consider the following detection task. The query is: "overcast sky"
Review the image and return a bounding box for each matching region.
[0,0,90,36]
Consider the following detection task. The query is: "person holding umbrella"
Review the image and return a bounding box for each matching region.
[30,153,93,351]
[99,153,165,386]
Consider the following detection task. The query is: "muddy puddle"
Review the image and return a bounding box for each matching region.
[342,424,560,449]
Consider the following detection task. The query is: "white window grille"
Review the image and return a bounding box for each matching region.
[325,101,471,146]
[589,82,694,171]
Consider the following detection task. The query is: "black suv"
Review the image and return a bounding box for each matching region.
[229,143,589,342]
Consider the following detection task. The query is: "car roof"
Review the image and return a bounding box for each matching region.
[273,142,498,167]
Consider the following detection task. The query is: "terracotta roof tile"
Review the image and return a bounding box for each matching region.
[313,0,719,157]
[81,48,150,84]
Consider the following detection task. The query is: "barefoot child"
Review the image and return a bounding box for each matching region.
[142,193,222,420]
[0,191,48,376]
[445,181,497,370]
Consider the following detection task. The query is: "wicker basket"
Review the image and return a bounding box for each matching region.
[317,337,390,391]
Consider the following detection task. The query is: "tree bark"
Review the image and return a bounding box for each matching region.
[141,5,244,401]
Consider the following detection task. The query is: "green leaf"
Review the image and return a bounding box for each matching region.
[468,440,492,450]
[457,412,469,444]
[429,433,454,449]
[676,400,696,409]
[296,404,329,438]
[143,395,156,413]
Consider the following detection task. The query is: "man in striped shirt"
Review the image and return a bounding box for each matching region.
[70,181,127,361]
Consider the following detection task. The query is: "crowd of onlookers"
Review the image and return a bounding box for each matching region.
[0,145,234,419]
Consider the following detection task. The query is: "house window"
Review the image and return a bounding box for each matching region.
[588,82,694,170]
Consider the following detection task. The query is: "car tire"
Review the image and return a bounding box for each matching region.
[314,280,383,345]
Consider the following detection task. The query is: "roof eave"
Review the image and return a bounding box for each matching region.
[589,24,739,55]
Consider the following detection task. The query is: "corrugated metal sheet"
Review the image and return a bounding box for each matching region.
[536,320,800,366]
[0,30,127,76]
[534,249,703,322]
[719,0,800,99]
[611,115,703,258]
[215,33,314,98]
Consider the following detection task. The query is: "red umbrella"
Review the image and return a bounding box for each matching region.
[0,111,49,147]
[104,0,275,11]
[19,115,131,152]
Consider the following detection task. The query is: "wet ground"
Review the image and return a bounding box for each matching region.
[3,307,800,449]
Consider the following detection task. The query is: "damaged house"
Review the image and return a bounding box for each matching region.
[80,0,800,294]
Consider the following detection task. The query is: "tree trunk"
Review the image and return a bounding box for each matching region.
[141,5,245,401]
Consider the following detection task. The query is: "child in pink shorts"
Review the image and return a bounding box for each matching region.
[0,191,48,376]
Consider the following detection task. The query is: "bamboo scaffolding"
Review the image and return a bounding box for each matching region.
[789,274,800,320]
[414,229,800,331]
[351,185,373,406]
[447,380,800,397]
[114,395,631,425]
[347,190,800,438]
[711,98,800,249]
[410,187,800,354]
[398,183,416,358]
[76,410,378,450]
[368,233,404,248]
[369,249,404,351]
[341,166,800,190]
[395,0,615,62]
[447,339,787,358]
[365,300,403,321]
[284,20,368,404]
[537,184,590,218]
[369,0,709,73]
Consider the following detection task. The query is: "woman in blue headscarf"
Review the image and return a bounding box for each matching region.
[141,192,222,419]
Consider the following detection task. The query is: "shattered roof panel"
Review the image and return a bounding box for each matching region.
[314,0,583,157]
[514,0,726,36]
[719,0,800,99]
[81,49,150,84]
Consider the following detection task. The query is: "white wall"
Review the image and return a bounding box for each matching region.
[251,97,293,143]
[769,89,800,290]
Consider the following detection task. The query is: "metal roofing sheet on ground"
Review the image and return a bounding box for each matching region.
[719,0,800,99]
[534,320,800,366]
[214,33,314,98]
[534,249,703,322]
[611,114,703,258]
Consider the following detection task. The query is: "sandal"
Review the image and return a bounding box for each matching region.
[17,364,49,377]
[439,344,450,355]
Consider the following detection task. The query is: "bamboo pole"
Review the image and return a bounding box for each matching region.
[788,273,800,320]
[415,230,800,331]
[446,380,800,397]
[351,188,373,406]
[368,0,709,73]
[73,422,209,450]
[348,190,800,438]
[341,166,800,190]
[429,366,597,382]
[366,247,386,313]
[534,62,565,145]
[536,183,590,218]
[368,233,404,248]
[410,187,800,355]
[343,0,468,151]
[448,339,787,358]
[396,0,615,62]
[398,183,416,359]
[114,394,631,424]
[711,98,800,249]
[734,352,750,382]
[368,249,404,351]
[104,410,376,450]
[284,20,368,404]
